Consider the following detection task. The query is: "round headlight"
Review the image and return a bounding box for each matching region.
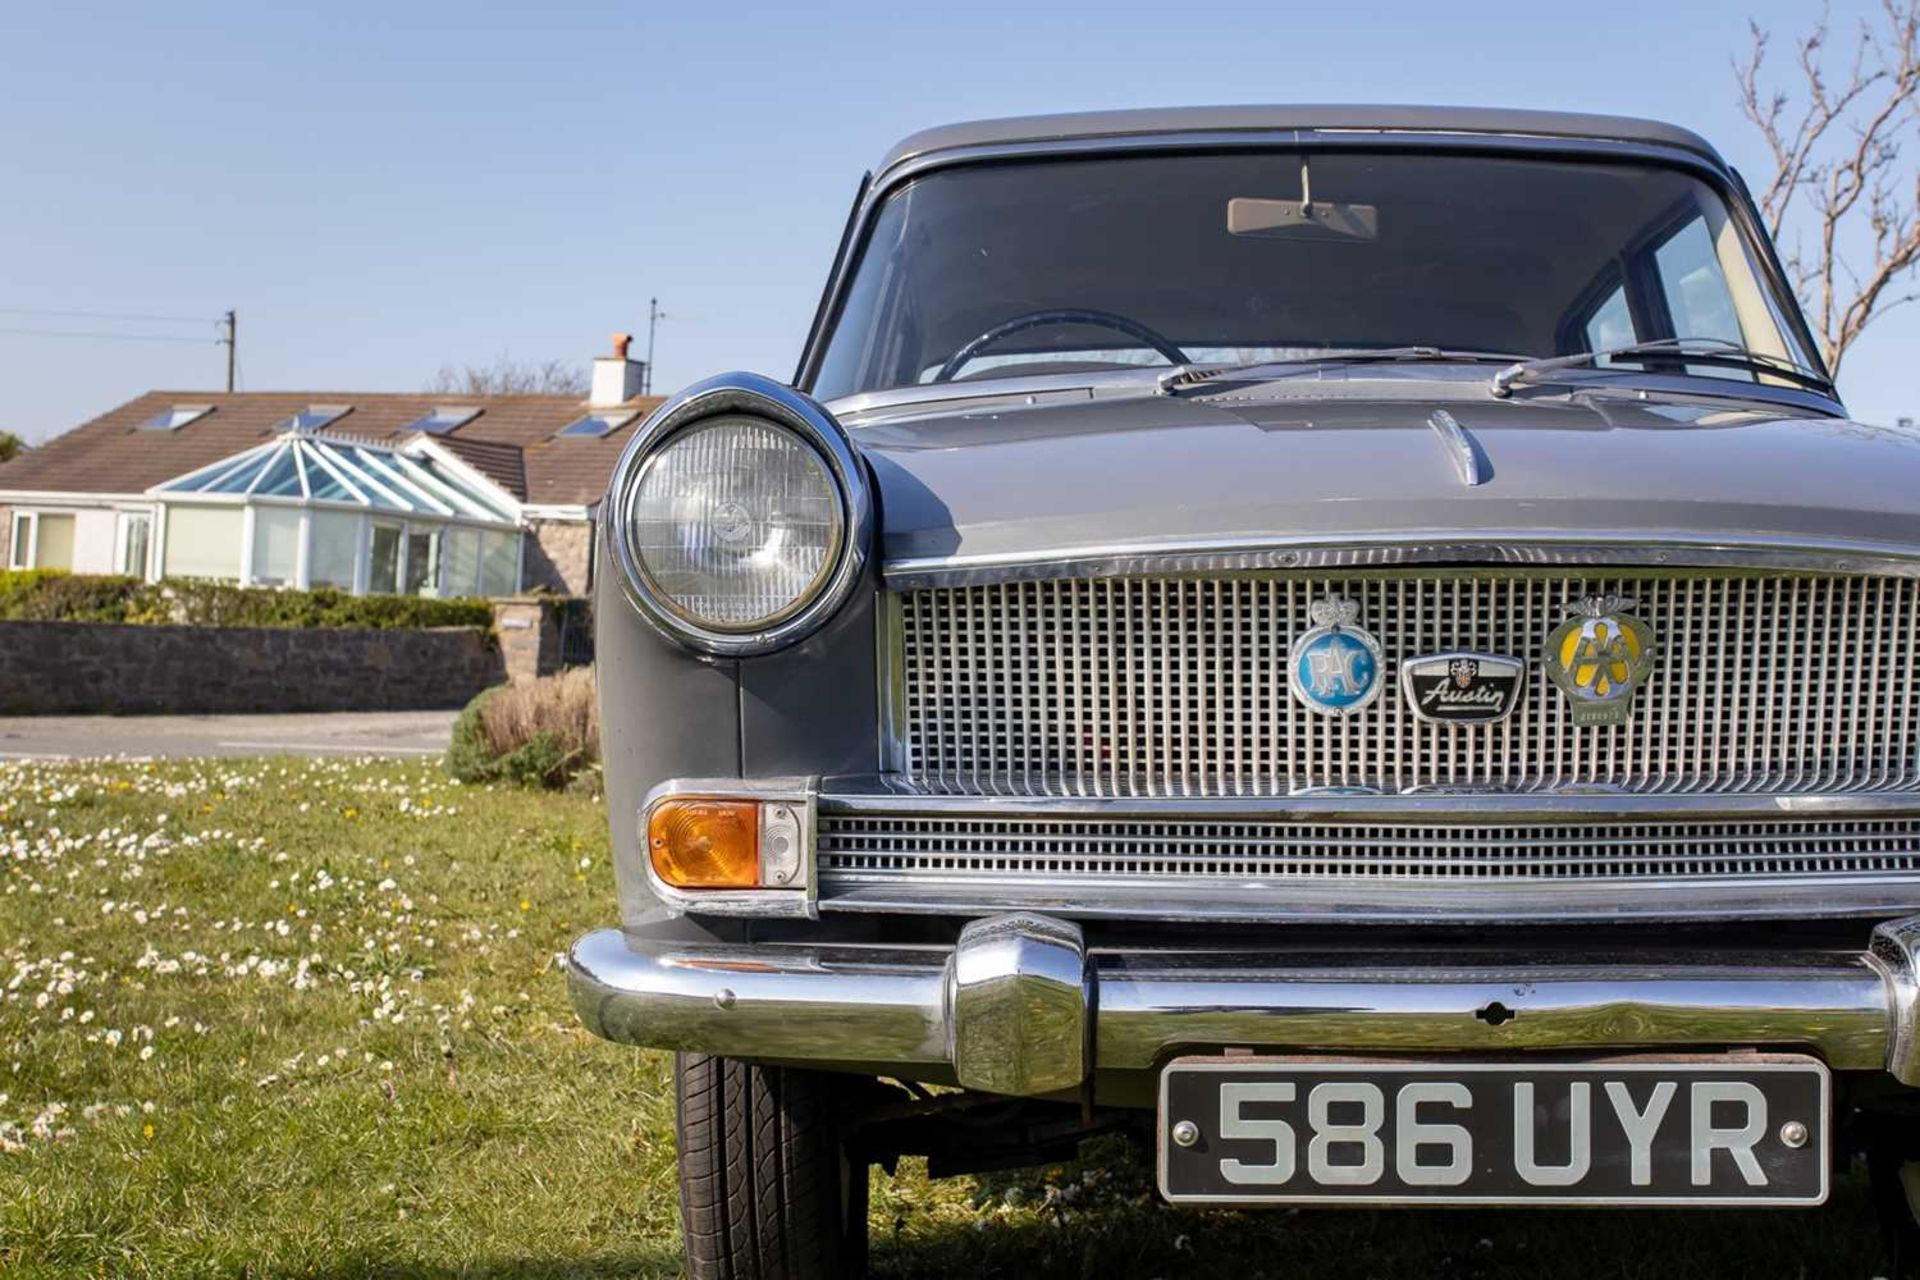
[629,416,842,629]
[609,374,870,656]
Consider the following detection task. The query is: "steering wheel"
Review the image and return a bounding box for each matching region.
[932,308,1191,383]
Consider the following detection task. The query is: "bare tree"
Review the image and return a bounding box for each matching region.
[426,355,589,397]
[1737,1,1920,375]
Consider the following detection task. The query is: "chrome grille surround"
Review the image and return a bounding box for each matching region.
[885,569,1920,797]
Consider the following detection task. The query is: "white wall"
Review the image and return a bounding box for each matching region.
[69,507,117,574]
[0,497,133,573]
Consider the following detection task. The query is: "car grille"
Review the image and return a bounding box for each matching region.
[815,811,1920,884]
[888,571,1920,796]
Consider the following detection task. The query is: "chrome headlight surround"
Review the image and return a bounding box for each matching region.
[606,371,873,657]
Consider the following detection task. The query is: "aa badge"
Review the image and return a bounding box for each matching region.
[1543,594,1657,726]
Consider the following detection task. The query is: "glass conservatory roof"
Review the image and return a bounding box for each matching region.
[151,433,518,526]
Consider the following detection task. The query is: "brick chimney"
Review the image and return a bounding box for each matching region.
[590,332,646,407]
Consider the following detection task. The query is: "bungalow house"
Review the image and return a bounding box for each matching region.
[0,343,661,598]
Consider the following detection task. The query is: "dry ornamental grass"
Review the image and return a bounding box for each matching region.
[477,667,599,767]
[449,668,601,792]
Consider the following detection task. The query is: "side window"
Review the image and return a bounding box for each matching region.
[1654,217,1749,380]
[119,512,152,578]
[1583,284,1637,359]
[6,512,30,570]
[368,522,403,595]
[33,513,75,571]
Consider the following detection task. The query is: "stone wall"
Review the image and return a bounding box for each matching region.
[0,621,503,715]
[522,518,594,595]
[491,598,559,685]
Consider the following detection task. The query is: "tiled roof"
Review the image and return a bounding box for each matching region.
[436,436,529,500]
[0,389,666,508]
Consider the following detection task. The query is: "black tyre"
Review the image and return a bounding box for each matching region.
[674,1052,870,1280]
[1873,1144,1920,1279]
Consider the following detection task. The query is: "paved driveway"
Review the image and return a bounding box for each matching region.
[0,710,455,759]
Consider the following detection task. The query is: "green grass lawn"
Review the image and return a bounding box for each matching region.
[0,756,1894,1278]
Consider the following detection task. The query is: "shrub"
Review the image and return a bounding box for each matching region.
[447,668,599,791]
[446,688,506,783]
[0,571,493,630]
[161,580,492,630]
[0,570,146,622]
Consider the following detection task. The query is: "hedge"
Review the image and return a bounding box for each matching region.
[0,570,494,630]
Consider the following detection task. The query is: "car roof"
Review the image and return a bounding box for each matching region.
[876,105,1726,176]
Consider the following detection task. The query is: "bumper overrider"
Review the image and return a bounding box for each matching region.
[569,912,1920,1099]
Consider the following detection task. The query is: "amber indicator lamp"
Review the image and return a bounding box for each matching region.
[648,799,761,889]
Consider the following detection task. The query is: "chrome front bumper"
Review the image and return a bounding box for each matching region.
[567,914,1920,1100]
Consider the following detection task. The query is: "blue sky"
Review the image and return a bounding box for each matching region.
[2,0,1912,442]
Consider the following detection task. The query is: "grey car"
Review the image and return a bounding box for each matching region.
[568,106,1920,1277]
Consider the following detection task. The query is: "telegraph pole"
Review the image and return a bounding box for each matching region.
[644,297,665,394]
[220,310,237,391]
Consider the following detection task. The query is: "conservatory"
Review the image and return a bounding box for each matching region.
[147,431,523,597]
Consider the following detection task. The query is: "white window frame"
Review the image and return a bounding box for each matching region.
[244,503,307,590]
[352,514,371,594]
[11,508,79,572]
[114,508,156,580]
[367,519,406,595]
[155,502,247,583]
[7,510,35,570]
[4,508,86,572]
[303,508,365,594]
[403,522,443,598]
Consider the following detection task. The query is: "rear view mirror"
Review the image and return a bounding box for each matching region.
[1229,196,1378,242]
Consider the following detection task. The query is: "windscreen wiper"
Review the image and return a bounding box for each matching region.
[1489,337,1834,399]
[1157,347,1531,396]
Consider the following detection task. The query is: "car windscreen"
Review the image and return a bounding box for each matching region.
[808,150,1814,399]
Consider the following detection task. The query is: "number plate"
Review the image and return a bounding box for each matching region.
[1158,1057,1828,1206]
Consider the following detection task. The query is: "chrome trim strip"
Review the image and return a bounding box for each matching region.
[816,784,1920,819]
[830,373,1118,424]
[569,914,1914,1095]
[815,876,1920,926]
[874,589,910,774]
[1426,408,1484,487]
[604,372,874,658]
[883,534,1920,589]
[639,777,819,920]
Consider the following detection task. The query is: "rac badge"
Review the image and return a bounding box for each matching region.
[1289,596,1384,717]
[1400,652,1526,726]
[1543,594,1657,726]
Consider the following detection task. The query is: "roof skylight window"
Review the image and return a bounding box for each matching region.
[271,405,351,434]
[140,405,213,431]
[408,407,480,435]
[556,409,639,439]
